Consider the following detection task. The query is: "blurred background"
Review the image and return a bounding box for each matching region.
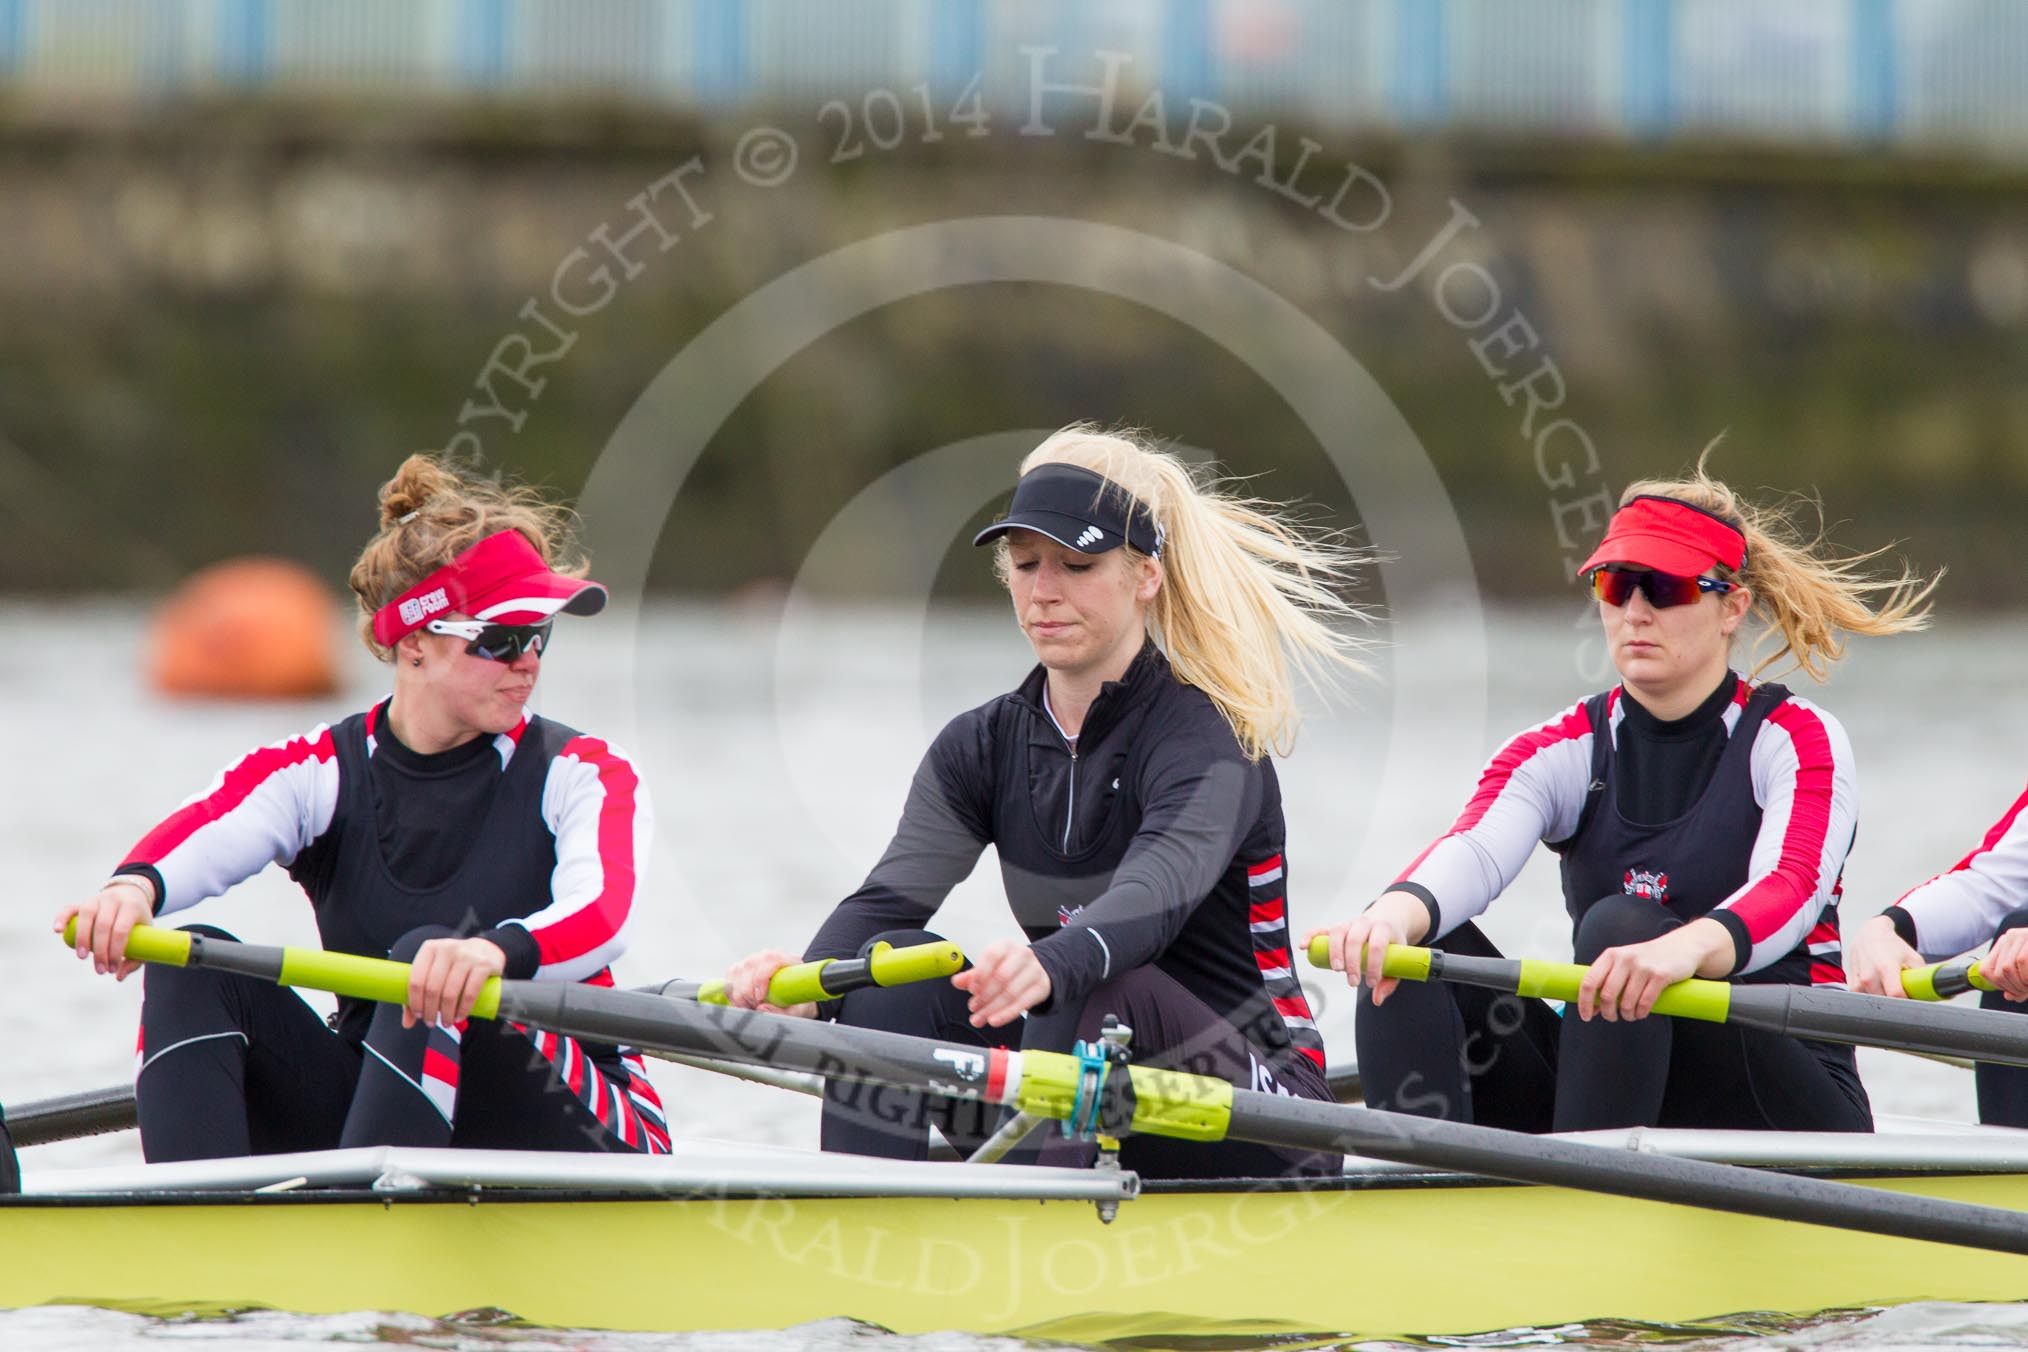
[3,0,2026,598]
[5,0,2028,1150]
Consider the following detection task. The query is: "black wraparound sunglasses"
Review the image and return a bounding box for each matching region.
[424,618,553,662]
[1590,567,1735,609]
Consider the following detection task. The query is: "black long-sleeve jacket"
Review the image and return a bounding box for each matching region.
[803,643,1325,1071]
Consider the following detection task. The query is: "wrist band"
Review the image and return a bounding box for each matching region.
[104,875,154,904]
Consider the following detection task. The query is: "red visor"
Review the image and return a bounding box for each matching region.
[371,530,606,647]
[1577,496,1746,578]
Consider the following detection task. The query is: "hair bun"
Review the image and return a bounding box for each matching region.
[378,453,456,526]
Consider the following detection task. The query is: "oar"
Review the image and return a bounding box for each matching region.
[4,1085,138,1148]
[4,1056,821,1152]
[31,932,952,1148]
[1904,957,1998,1001]
[659,939,964,1008]
[76,925,2028,1257]
[1305,937,2028,1069]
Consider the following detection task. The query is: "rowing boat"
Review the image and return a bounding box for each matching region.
[28,924,2028,1346]
[10,1122,2028,1345]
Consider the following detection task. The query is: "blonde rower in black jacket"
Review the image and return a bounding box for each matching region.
[724,426,1367,1178]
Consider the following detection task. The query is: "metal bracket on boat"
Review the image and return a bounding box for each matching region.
[966,1017,1140,1225]
[967,1111,1046,1165]
[1086,1017,1136,1224]
[1064,1017,1136,1142]
[370,1167,435,1194]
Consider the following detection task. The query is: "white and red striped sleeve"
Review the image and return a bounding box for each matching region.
[1712,697,1857,975]
[120,725,342,916]
[1893,781,2028,960]
[505,735,652,982]
[1396,700,1595,938]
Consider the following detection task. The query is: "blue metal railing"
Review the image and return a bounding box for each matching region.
[2,0,2025,159]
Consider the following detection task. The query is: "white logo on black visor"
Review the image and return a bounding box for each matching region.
[1075,526,1104,548]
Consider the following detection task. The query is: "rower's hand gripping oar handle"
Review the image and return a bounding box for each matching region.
[65,918,508,1019]
[71,923,2028,1257]
[68,920,961,1016]
[1308,935,2005,1007]
[1305,935,1736,1021]
[73,920,1226,1141]
[68,920,193,969]
[1902,957,1997,1001]
[76,921,1220,1138]
[690,940,964,1007]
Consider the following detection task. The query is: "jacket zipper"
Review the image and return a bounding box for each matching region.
[1063,740,1078,851]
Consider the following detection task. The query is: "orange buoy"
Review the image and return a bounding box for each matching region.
[147,557,341,699]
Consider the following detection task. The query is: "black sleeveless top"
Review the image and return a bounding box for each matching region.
[1552,681,1819,988]
[288,706,575,1042]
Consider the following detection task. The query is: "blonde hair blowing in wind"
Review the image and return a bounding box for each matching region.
[996,426,1371,760]
[1621,450,1938,683]
[349,452,587,660]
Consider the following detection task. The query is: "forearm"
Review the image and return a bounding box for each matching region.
[802,886,944,963]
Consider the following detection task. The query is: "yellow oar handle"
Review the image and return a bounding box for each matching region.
[63,919,504,1019]
[1303,933,1435,981]
[1304,935,1735,1022]
[1902,959,1998,1001]
[63,918,193,967]
[866,938,965,986]
[693,939,964,1007]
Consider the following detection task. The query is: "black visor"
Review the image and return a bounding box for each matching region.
[971,462,1163,557]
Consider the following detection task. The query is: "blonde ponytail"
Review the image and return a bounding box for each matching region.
[1622,446,1938,683]
[999,426,1371,759]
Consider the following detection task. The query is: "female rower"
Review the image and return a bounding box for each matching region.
[56,454,669,1162]
[1313,462,1933,1133]
[1847,791,2028,1125]
[724,426,1367,1177]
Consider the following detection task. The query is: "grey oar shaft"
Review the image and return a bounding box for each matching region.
[650,1051,824,1097]
[5,1086,139,1148]
[184,936,291,982]
[499,982,1008,1105]
[1728,985,2028,1068]
[1225,1094,2028,1256]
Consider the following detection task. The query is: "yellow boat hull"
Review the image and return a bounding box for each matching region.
[5,1171,2028,1345]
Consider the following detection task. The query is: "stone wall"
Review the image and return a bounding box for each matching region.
[2,105,2023,600]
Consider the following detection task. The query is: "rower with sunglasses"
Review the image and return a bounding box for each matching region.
[56,454,670,1161]
[1312,464,1935,1133]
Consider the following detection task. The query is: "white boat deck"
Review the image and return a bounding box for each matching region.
[20,1137,1138,1202]
[24,1117,2028,1202]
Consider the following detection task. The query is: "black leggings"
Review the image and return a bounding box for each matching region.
[135,924,667,1162]
[1356,896,1873,1133]
[1976,908,2028,1128]
[818,929,1339,1179]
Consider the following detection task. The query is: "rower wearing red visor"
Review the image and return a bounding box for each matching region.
[56,455,669,1162]
[1311,460,1936,1133]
